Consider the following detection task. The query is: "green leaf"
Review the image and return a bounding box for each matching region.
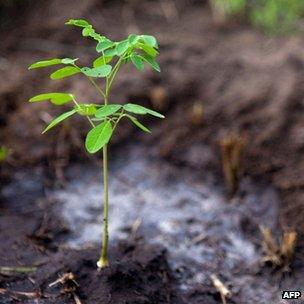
[127,116,151,133]
[131,54,144,71]
[128,34,139,45]
[95,104,122,118]
[28,58,62,69]
[65,19,90,28]
[104,48,117,57]
[90,32,103,42]
[61,58,78,64]
[81,65,112,78]
[138,43,158,57]
[42,109,77,133]
[93,55,113,67]
[82,27,102,41]
[82,26,94,36]
[116,40,129,56]
[141,54,161,72]
[96,39,114,52]
[141,35,158,48]
[50,66,80,80]
[85,121,113,153]
[124,103,164,118]
[29,93,73,105]
[66,19,103,42]
[76,104,97,116]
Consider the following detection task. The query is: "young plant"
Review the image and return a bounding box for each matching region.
[28,19,164,268]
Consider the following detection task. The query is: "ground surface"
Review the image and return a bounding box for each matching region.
[1,0,304,303]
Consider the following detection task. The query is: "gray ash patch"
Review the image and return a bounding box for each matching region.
[50,145,289,303]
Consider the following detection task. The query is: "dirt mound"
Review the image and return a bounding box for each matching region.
[35,242,178,304]
[0,241,179,303]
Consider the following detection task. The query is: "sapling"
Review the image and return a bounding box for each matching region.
[28,19,164,269]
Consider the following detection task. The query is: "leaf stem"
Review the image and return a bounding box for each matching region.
[112,111,126,132]
[88,77,106,99]
[73,63,106,99]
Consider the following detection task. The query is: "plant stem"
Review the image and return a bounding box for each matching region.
[97,143,109,268]
[107,57,123,95]
[97,94,110,269]
[96,57,123,269]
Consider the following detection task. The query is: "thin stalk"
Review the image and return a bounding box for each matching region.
[97,92,110,268]
[106,57,123,95]
[73,63,106,99]
[112,111,126,132]
[88,77,106,99]
[97,142,109,268]
[95,55,124,269]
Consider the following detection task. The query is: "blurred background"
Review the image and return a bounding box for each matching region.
[1,0,304,303]
[1,0,304,226]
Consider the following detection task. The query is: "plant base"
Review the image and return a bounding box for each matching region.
[97,258,109,269]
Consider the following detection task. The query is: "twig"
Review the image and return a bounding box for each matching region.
[281,231,297,268]
[210,274,231,304]
[219,132,246,195]
[260,226,297,270]
[131,218,142,238]
[73,292,82,304]
[190,233,206,246]
[49,272,81,303]
[260,226,281,265]
[0,288,40,299]
[0,266,37,275]
[49,272,78,288]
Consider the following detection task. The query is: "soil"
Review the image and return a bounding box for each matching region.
[0,168,178,304]
[1,0,304,303]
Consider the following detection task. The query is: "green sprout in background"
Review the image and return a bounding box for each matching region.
[28,19,164,269]
[250,0,304,34]
[209,0,304,33]
[0,146,8,162]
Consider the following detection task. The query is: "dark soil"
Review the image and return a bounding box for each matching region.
[1,241,178,304]
[0,169,180,304]
[1,0,304,303]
